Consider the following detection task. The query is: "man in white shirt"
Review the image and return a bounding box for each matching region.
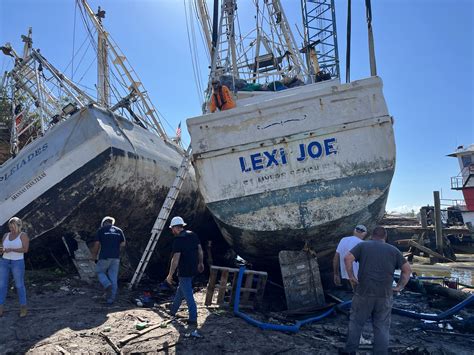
[333,224,367,290]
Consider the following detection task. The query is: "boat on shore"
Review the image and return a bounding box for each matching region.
[0,104,211,270]
[186,0,395,267]
[0,2,221,275]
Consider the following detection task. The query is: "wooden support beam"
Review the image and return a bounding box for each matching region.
[433,191,444,254]
[407,240,454,262]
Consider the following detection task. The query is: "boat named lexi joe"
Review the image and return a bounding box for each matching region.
[186,0,395,267]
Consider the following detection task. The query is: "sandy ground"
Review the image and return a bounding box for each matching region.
[0,270,473,354]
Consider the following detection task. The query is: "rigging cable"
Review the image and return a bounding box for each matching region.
[184,0,204,105]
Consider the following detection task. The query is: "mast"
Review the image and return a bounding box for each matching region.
[265,0,307,78]
[195,0,213,57]
[95,6,110,107]
[80,0,170,142]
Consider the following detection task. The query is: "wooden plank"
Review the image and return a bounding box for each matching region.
[407,240,454,262]
[118,322,169,347]
[99,332,120,354]
[279,250,325,310]
[254,274,267,307]
[241,273,254,304]
[205,268,218,306]
[216,269,229,304]
[210,265,268,276]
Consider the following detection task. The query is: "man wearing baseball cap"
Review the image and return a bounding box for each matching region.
[166,216,204,327]
[333,224,367,290]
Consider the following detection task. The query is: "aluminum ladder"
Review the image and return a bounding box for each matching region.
[129,145,192,289]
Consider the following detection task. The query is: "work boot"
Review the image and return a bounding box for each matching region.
[0,305,4,317]
[20,305,27,318]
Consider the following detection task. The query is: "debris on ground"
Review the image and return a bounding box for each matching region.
[0,269,473,354]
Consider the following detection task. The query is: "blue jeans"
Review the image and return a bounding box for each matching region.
[171,277,197,322]
[96,258,120,303]
[0,258,27,306]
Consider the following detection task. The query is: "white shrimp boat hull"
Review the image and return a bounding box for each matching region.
[187,76,396,266]
[0,105,215,271]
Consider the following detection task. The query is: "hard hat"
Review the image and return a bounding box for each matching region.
[170,216,186,228]
[101,216,115,226]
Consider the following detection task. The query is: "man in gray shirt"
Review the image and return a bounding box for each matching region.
[343,226,411,355]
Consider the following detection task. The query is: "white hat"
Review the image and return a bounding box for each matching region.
[355,224,367,232]
[101,216,115,226]
[170,216,186,228]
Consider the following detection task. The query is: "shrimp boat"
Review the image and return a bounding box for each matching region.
[186,0,395,267]
[0,1,217,272]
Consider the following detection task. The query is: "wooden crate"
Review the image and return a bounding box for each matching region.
[205,265,267,309]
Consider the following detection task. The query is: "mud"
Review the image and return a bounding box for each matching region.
[0,269,473,354]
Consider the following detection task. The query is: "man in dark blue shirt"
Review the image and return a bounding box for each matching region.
[166,216,204,326]
[91,216,126,304]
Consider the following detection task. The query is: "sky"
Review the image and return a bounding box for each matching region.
[1,0,473,213]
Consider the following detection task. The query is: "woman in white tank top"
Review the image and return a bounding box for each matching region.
[0,216,30,317]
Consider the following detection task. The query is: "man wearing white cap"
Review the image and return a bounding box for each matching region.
[91,216,126,304]
[333,224,367,290]
[166,216,204,326]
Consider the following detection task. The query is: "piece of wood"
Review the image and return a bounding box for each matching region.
[279,250,325,311]
[155,341,178,352]
[55,345,71,355]
[126,331,172,346]
[118,322,169,347]
[407,240,454,262]
[255,273,267,307]
[433,191,444,253]
[216,269,229,304]
[241,273,254,304]
[99,332,120,354]
[211,265,267,276]
[205,268,218,306]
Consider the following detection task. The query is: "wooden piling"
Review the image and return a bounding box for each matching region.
[433,191,444,254]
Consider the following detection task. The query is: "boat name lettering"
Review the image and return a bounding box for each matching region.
[238,138,337,173]
[0,143,48,183]
[10,171,47,201]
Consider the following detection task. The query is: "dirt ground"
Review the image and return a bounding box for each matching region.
[0,270,473,354]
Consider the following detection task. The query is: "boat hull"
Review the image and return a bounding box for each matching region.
[187,76,396,267]
[0,106,220,275]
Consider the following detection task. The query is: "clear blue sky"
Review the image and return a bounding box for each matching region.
[1,0,473,213]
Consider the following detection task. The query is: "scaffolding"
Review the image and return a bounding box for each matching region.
[301,0,340,79]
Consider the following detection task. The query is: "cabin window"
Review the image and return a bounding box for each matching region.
[461,155,472,167]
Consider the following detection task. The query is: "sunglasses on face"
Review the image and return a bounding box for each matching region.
[355,228,366,233]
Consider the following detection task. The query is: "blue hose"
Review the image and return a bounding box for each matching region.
[392,294,474,320]
[233,267,474,329]
[233,266,351,332]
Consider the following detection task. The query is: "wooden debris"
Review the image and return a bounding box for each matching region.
[407,240,454,262]
[118,320,172,347]
[55,345,71,355]
[155,341,179,352]
[99,332,120,354]
[205,265,267,309]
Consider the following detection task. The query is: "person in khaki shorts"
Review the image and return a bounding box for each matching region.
[0,217,30,317]
[342,226,412,355]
